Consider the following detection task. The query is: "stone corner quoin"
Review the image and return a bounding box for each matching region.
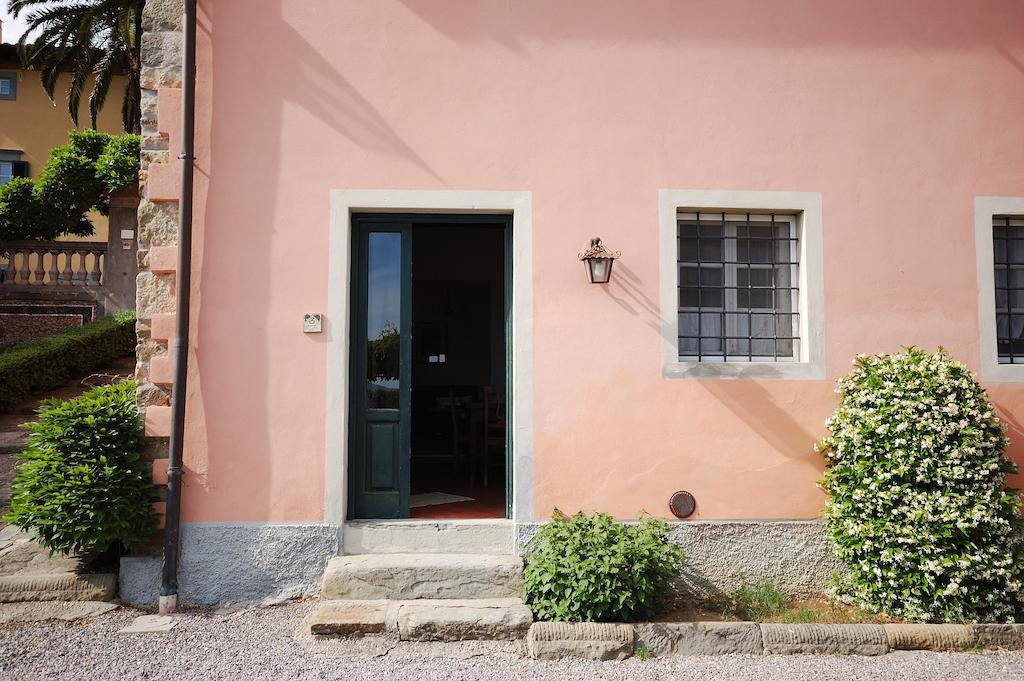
[135,0,185,536]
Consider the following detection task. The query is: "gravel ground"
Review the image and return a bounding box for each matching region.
[2,601,1024,680]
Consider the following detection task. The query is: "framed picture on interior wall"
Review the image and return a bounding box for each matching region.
[416,322,447,364]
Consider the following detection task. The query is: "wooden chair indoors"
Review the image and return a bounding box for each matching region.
[480,386,506,487]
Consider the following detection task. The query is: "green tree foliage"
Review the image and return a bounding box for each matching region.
[522,510,684,622]
[8,0,144,132]
[818,347,1024,622]
[0,130,139,241]
[5,381,158,556]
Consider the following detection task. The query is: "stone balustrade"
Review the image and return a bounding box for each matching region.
[0,241,107,287]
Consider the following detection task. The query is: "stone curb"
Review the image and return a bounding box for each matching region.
[884,623,975,650]
[526,621,1024,659]
[761,623,888,656]
[0,573,116,603]
[527,622,634,661]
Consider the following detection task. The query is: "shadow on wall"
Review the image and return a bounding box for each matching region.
[192,0,445,519]
[398,0,1024,53]
[696,379,822,473]
[602,262,662,335]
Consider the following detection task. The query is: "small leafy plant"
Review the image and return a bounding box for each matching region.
[817,347,1024,622]
[4,381,158,556]
[719,580,789,621]
[522,510,684,622]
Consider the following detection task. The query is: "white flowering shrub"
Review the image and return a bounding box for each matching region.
[817,347,1024,622]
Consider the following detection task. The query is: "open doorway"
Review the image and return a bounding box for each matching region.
[410,226,507,518]
[348,215,510,520]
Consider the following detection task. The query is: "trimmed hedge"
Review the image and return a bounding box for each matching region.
[0,310,137,412]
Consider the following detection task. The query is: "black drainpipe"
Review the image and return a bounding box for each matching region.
[159,0,197,615]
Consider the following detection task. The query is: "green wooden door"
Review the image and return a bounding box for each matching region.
[349,220,412,519]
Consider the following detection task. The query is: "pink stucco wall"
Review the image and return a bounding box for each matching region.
[177,0,1024,523]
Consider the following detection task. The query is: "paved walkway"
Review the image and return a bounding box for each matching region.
[1,601,1023,681]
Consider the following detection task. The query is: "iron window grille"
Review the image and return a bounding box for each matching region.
[993,215,1024,363]
[676,211,800,362]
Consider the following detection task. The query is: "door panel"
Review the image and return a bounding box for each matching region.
[349,222,411,519]
[366,419,398,490]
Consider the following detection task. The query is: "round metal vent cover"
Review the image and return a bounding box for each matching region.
[669,491,696,519]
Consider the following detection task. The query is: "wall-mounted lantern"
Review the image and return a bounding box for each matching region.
[579,237,620,284]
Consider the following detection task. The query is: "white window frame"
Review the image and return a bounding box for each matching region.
[975,197,1024,382]
[659,190,825,380]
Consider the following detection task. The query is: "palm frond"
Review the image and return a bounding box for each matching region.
[8,0,143,132]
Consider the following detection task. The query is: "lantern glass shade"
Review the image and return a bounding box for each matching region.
[586,256,614,284]
[579,237,620,284]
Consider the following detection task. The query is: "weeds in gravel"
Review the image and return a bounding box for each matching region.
[719,581,788,621]
[713,581,892,624]
[634,645,652,661]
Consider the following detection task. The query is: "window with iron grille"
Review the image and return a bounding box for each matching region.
[993,215,1024,363]
[676,211,800,362]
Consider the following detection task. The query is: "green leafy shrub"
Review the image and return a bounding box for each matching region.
[0,310,136,412]
[0,131,140,241]
[4,381,157,555]
[522,510,683,622]
[817,347,1024,623]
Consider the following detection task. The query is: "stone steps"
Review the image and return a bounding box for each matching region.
[342,520,514,555]
[320,553,522,600]
[310,598,532,641]
[314,550,530,641]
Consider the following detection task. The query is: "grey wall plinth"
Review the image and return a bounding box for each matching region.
[119,523,339,607]
[517,519,840,599]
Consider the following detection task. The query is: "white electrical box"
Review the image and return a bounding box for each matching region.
[303,313,322,333]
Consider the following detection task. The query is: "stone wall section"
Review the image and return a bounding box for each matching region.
[135,0,184,537]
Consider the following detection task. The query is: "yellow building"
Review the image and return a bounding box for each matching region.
[0,41,128,241]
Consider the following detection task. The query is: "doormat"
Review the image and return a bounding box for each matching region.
[409,492,475,508]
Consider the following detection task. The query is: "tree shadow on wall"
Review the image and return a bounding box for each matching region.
[193,0,443,521]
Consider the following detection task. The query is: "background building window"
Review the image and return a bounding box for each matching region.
[0,151,28,186]
[676,211,799,362]
[993,215,1024,363]
[0,72,15,100]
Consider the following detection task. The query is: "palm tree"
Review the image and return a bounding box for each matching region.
[7,0,144,133]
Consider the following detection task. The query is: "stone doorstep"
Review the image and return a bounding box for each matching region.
[0,572,116,603]
[310,598,532,641]
[320,553,522,600]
